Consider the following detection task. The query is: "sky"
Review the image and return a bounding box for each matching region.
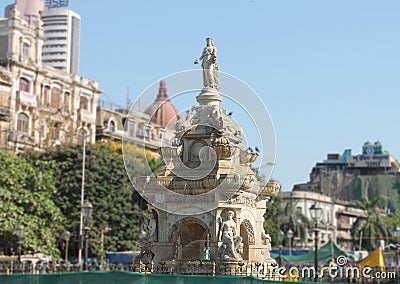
[5,0,400,190]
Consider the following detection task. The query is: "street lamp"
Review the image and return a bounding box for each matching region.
[394,226,400,270]
[287,229,293,256]
[15,224,24,263]
[78,133,91,265]
[82,201,93,271]
[63,230,70,264]
[310,202,322,282]
[100,226,111,270]
[278,230,284,266]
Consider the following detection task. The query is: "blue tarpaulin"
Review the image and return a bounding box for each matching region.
[106,252,135,265]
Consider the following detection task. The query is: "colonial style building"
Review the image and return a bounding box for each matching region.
[0,6,101,153]
[279,191,366,251]
[96,80,178,152]
[5,0,81,73]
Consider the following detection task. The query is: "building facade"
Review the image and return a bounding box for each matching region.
[40,8,80,73]
[279,191,366,251]
[293,142,400,202]
[0,6,100,154]
[5,0,80,74]
[96,80,178,152]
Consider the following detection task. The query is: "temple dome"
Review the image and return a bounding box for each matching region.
[145,80,180,128]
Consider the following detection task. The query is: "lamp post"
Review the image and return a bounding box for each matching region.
[78,134,91,265]
[394,226,400,270]
[15,225,24,263]
[100,226,111,270]
[63,230,70,264]
[82,201,93,271]
[278,230,284,266]
[287,229,293,256]
[309,202,322,282]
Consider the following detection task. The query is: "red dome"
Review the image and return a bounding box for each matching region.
[145,80,180,128]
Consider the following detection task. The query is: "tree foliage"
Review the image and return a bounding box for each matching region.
[351,196,389,251]
[0,152,64,258]
[26,142,162,260]
[278,199,311,247]
[263,196,281,247]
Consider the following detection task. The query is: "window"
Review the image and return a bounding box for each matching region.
[63,92,70,112]
[51,123,61,139]
[50,87,61,108]
[42,86,50,106]
[109,120,115,132]
[17,113,29,133]
[80,96,89,110]
[22,42,29,58]
[19,78,30,92]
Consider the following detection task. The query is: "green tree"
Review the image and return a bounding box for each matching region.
[263,196,281,247]
[386,212,400,244]
[27,142,161,260]
[278,199,310,247]
[0,152,64,258]
[351,196,389,251]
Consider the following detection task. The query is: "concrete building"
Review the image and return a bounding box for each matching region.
[0,5,101,153]
[279,191,366,251]
[40,8,80,73]
[293,142,400,203]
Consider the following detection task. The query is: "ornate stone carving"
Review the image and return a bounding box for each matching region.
[241,220,255,245]
[218,211,242,260]
[0,69,11,85]
[262,233,273,260]
[227,195,256,207]
[260,181,281,197]
[139,211,158,242]
[211,136,236,160]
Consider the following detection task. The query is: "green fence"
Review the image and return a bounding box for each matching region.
[0,271,317,284]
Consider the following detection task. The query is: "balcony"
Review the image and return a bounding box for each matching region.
[80,109,95,124]
[18,90,37,107]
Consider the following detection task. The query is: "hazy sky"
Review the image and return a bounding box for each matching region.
[6,0,400,190]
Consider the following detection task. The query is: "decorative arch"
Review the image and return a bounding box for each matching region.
[189,140,208,162]
[108,119,116,132]
[168,217,208,242]
[240,219,255,260]
[168,217,209,260]
[241,219,255,245]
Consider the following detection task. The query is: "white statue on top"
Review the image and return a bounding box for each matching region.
[194,37,220,90]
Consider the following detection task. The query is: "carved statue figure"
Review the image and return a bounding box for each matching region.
[139,218,149,240]
[218,211,242,260]
[148,212,158,241]
[139,211,158,242]
[194,38,219,90]
[263,233,272,260]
